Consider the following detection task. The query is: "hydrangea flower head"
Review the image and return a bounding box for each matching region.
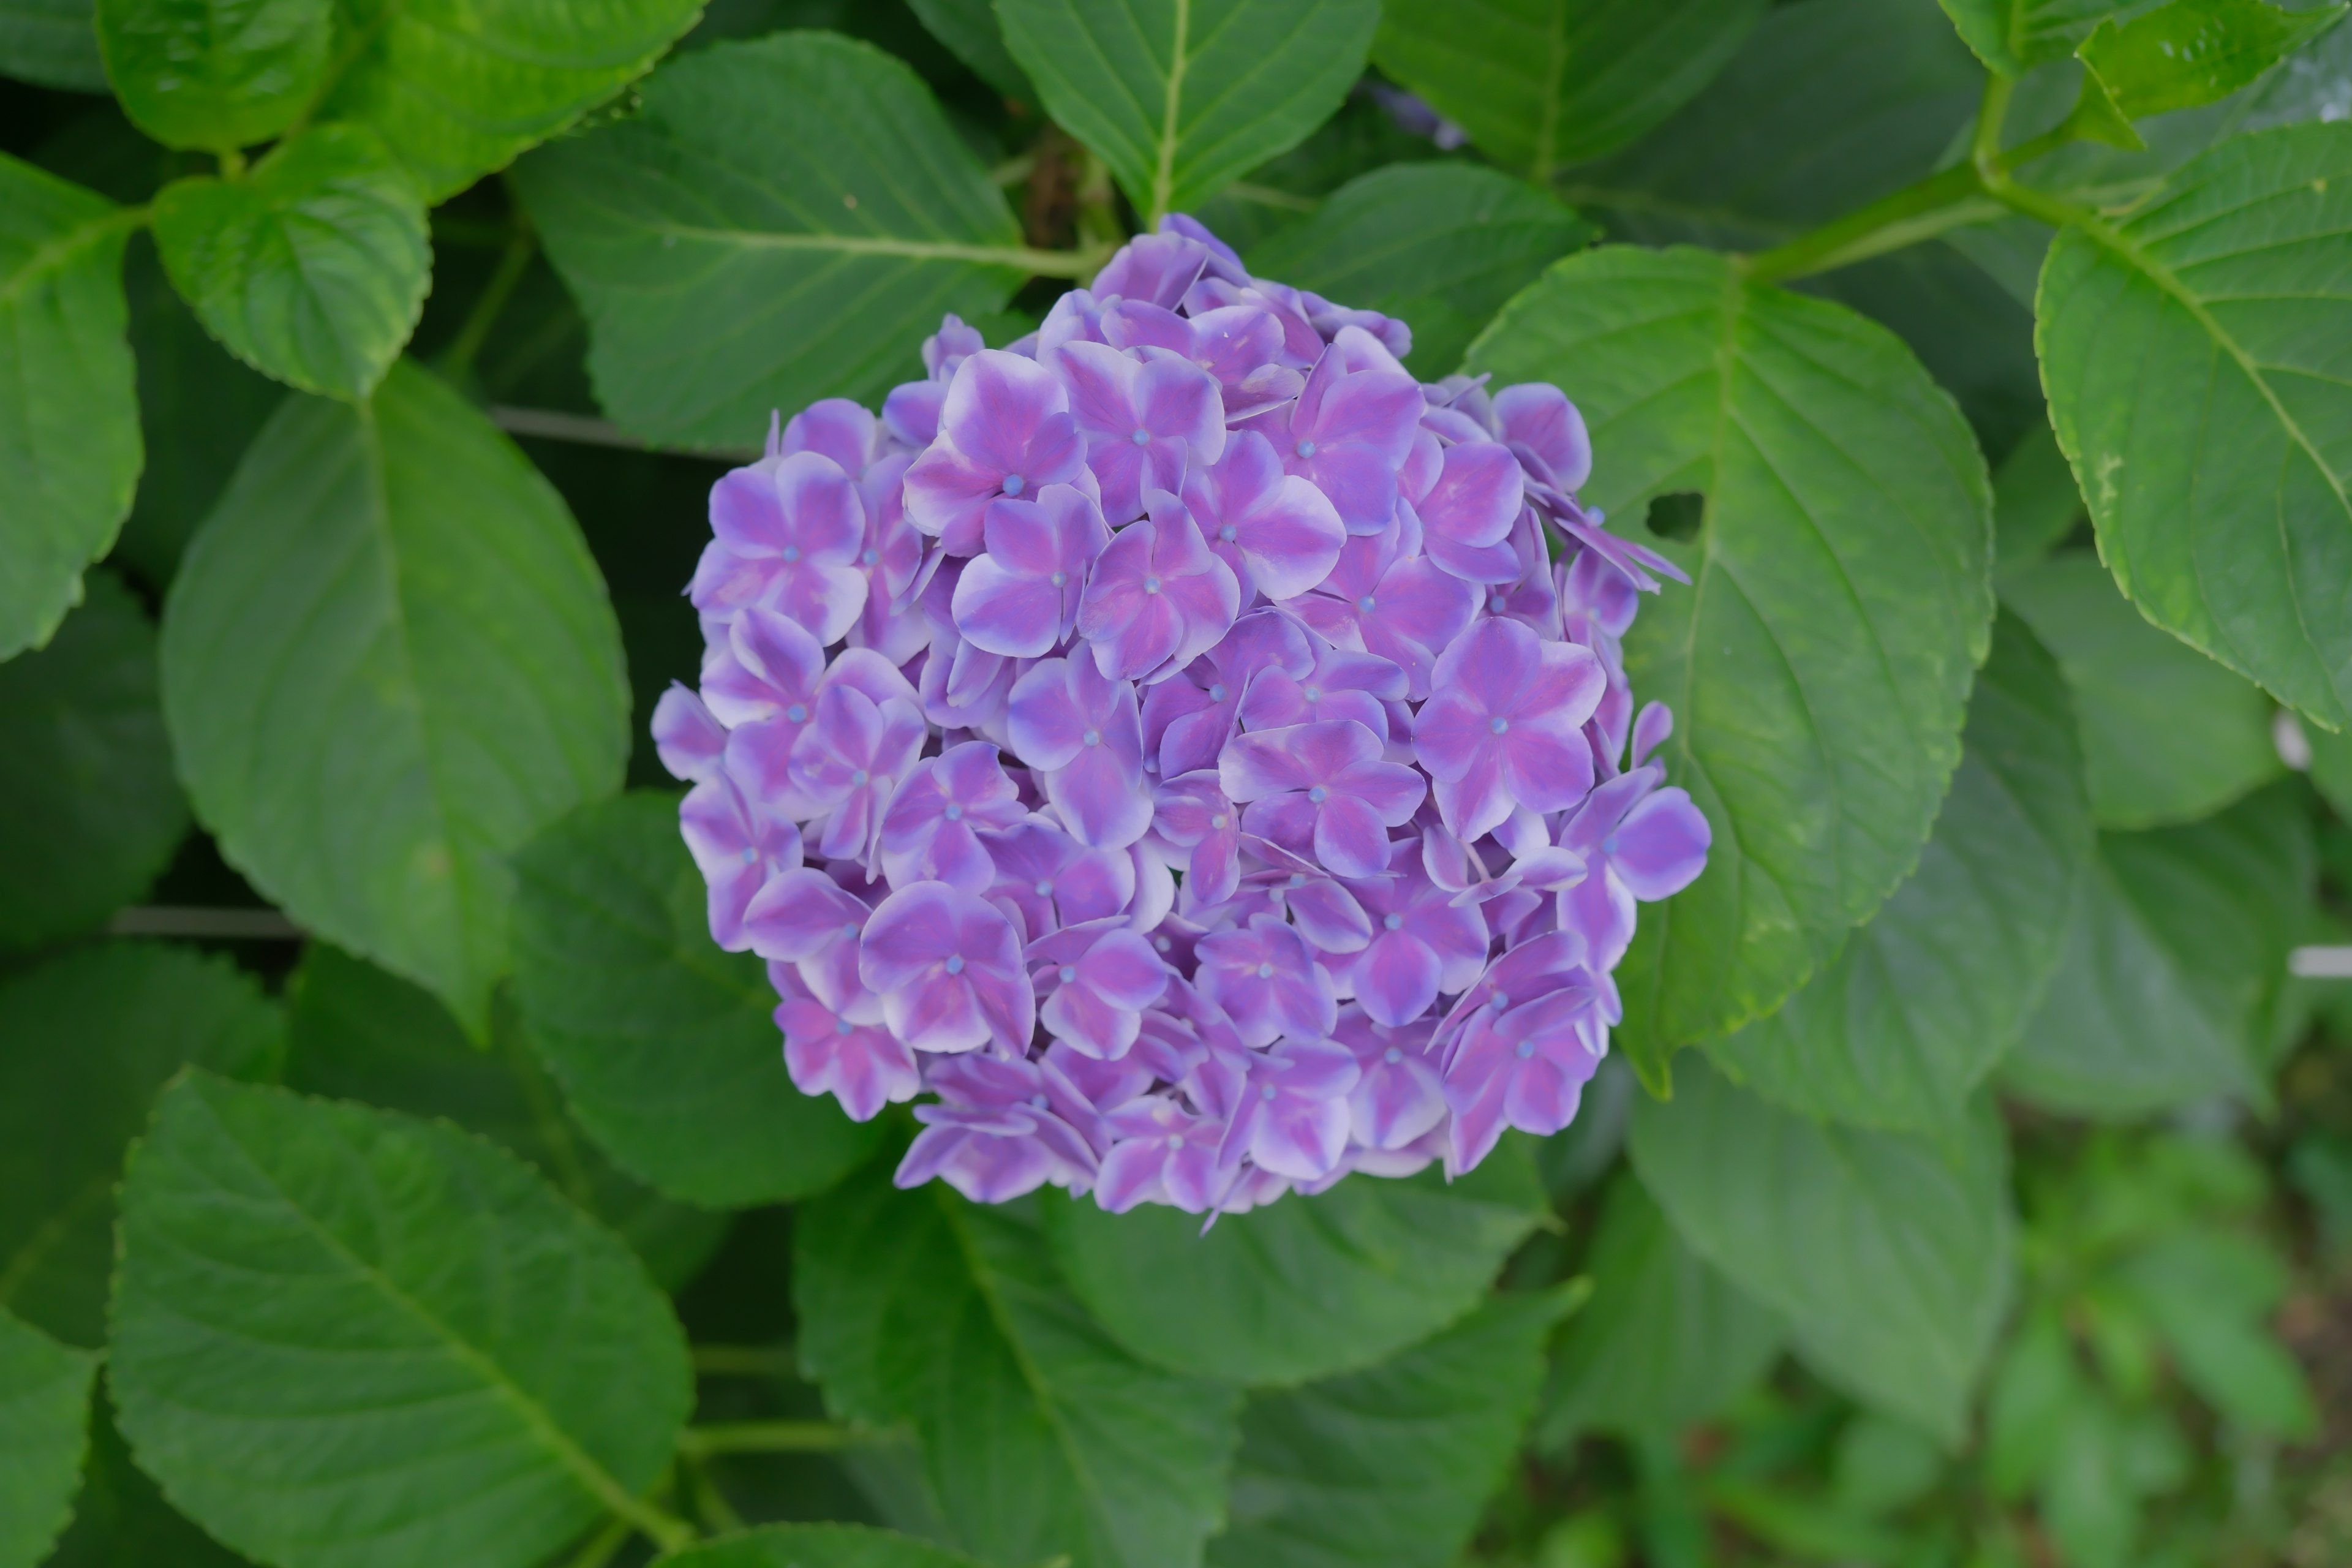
[663,216,1708,1212]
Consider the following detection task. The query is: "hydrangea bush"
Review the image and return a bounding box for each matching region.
[658,221,1708,1210]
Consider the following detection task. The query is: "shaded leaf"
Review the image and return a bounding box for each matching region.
[2079,0,2346,123]
[516,32,1028,451]
[2035,122,2352,727]
[510,791,883,1207]
[657,1524,988,1568]
[0,1306,96,1568]
[1243,162,1594,377]
[93,0,331,151]
[1629,1057,2015,1444]
[0,0,107,89]
[0,943,282,1347]
[2002,551,2280,828]
[1371,0,1767,179]
[2005,782,2314,1117]
[110,1072,693,1568]
[797,1163,1240,1568]
[906,0,1032,100]
[311,0,704,202]
[1468,246,1994,1083]
[0,569,186,949]
[1992,422,2086,573]
[285,943,730,1291]
[1044,1138,1545,1387]
[1707,613,2094,1132]
[0,153,140,662]
[151,122,429,399]
[1208,1290,1572,1568]
[2113,1231,2316,1436]
[998,0,1378,221]
[43,1391,256,1568]
[1939,0,2128,74]
[1539,1172,1785,1447]
[160,360,630,1035]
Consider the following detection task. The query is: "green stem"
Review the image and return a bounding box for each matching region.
[681,1453,746,1536]
[1971,73,2015,178]
[1740,160,1996,284]
[1981,170,2103,232]
[692,1342,797,1378]
[217,147,247,179]
[440,224,537,381]
[559,1517,634,1568]
[676,1420,867,1457]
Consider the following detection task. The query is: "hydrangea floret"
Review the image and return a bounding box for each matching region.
[658,218,1709,1214]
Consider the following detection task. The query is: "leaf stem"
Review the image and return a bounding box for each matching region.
[675,1419,869,1456]
[691,1341,797,1378]
[1971,72,2015,178]
[1739,161,1997,284]
[440,219,537,382]
[560,1516,635,1568]
[680,1452,746,1535]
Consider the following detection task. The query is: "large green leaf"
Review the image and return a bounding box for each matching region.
[286,943,729,1291]
[997,0,1378,221]
[0,569,186,948]
[2078,0,2346,124]
[516,32,1030,451]
[93,0,331,151]
[1539,1172,1784,1447]
[1371,0,1767,180]
[1629,1057,2015,1444]
[0,0,107,89]
[160,360,630,1035]
[0,1307,96,1568]
[2003,782,2312,1117]
[0,943,282,1347]
[151,123,429,399]
[510,792,881,1207]
[905,0,1032,100]
[116,235,284,584]
[0,153,140,662]
[1208,1290,1571,1568]
[1939,0,2128,74]
[311,0,704,202]
[796,1163,1240,1568]
[110,1072,694,1568]
[658,1525,989,1568]
[1707,614,2093,1132]
[1044,1139,1544,1387]
[1243,162,1593,377]
[1469,246,1994,1082]
[2035,122,2352,728]
[2002,551,2281,827]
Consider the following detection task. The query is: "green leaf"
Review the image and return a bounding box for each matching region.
[1992,423,2085,573]
[116,234,284,585]
[1831,1413,1946,1518]
[515,32,1030,451]
[1939,0,2128,75]
[160,360,630,1035]
[110,1071,694,1568]
[0,943,282,1347]
[0,569,186,948]
[1242,162,1594,377]
[997,0,1378,221]
[1044,1138,1545,1386]
[44,1392,257,1568]
[2003,783,2314,1117]
[311,0,703,203]
[1468,246,1994,1082]
[0,0,107,90]
[286,943,730,1291]
[0,1307,96,1568]
[1208,1290,1574,1568]
[510,791,882,1207]
[2310,717,2352,820]
[93,0,331,151]
[0,153,140,663]
[2112,1231,2316,1436]
[1629,1057,2015,1444]
[151,123,428,399]
[2035,122,2352,728]
[656,1524,989,1568]
[1539,1172,1784,1447]
[1371,0,1768,180]
[2001,551,2280,827]
[2079,0,2346,122]
[1706,614,2094,1133]
[905,0,1033,100]
[796,1163,1240,1568]
[1985,1306,2087,1499]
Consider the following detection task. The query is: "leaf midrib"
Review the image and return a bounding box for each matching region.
[179,1083,657,1525]
[0,206,140,307]
[1150,0,1193,222]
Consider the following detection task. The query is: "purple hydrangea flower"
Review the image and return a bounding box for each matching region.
[666,223,1707,1211]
